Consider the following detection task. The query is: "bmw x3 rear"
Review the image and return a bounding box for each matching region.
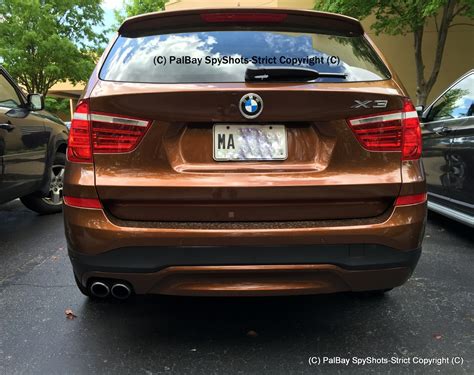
[64,8,426,299]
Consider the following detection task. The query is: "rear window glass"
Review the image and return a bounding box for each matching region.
[100,30,391,83]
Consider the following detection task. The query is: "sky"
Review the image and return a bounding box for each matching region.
[100,0,125,42]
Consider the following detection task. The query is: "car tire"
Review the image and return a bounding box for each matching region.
[20,153,65,214]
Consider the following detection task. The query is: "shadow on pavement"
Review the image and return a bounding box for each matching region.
[427,211,473,243]
[73,291,401,353]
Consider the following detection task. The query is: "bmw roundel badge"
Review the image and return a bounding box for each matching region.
[239,93,263,119]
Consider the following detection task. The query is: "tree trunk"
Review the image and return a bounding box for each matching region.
[413,27,427,106]
[413,0,456,106]
[417,87,429,107]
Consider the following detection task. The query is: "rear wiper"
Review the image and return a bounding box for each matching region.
[245,66,347,82]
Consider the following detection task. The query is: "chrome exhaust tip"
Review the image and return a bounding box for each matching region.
[111,283,131,300]
[90,281,110,298]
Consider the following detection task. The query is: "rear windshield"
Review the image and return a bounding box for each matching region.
[100,30,391,83]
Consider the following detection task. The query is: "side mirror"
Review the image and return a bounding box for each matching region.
[27,93,44,111]
[415,105,424,117]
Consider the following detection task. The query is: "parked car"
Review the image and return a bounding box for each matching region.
[420,70,473,227]
[0,66,68,213]
[64,8,426,300]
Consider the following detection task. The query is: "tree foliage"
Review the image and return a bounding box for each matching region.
[0,0,106,96]
[114,0,166,26]
[44,97,70,116]
[314,0,474,105]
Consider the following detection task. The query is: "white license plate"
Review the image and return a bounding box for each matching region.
[213,124,287,161]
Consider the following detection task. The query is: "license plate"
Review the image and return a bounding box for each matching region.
[213,124,287,161]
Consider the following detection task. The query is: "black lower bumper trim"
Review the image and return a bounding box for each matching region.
[69,244,421,275]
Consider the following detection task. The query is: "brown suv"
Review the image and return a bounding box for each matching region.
[64,9,426,300]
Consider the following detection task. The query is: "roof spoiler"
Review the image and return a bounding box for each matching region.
[119,8,364,38]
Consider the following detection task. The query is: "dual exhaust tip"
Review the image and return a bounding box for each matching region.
[90,281,132,300]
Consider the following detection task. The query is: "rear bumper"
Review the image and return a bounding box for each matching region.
[65,203,425,296]
[75,264,416,297]
[64,204,426,253]
[70,245,420,296]
[70,244,421,274]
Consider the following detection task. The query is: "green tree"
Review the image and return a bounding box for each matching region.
[314,0,474,106]
[114,0,166,26]
[44,97,70,116]
[0,0,106,96]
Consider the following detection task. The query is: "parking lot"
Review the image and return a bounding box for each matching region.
[0,199,472,374]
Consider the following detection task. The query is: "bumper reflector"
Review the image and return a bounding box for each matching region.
[64,196,102,209]
[395,193,427,206]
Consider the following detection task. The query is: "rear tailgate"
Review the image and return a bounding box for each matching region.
[90,8,404,222]
[90,82,403,222]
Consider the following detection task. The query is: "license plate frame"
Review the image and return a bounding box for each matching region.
[213,124,288,162]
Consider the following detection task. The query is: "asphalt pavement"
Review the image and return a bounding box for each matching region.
[0,199,472,374]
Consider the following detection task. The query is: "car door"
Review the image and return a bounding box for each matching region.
[421,87,458,202]
[0,69,48,203]
[446,73,474,216]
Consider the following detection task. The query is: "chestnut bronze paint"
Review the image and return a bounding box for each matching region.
[64,8,426,297]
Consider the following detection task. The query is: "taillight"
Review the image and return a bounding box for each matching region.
[201,13,287,23]
[67,100,92,163]
[401,99,422,160]
[91,112,151,153]
[347,98,422,160]
[67,100,151,163]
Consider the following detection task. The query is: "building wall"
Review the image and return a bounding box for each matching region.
[165,0,473,104]
[362,14,473,104]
